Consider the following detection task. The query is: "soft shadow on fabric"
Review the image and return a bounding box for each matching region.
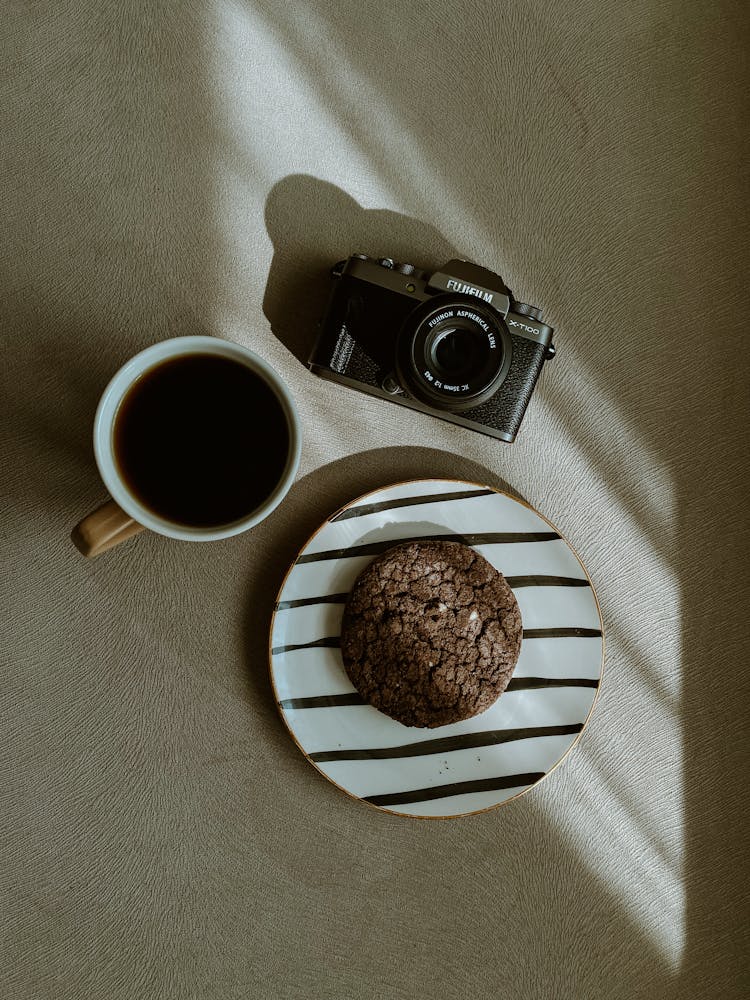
[263,173,461,367]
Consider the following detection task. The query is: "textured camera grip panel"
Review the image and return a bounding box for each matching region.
[462,337,547,439]
[342,345,383,384]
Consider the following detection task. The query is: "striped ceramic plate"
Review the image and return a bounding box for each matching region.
[269,478,603,819]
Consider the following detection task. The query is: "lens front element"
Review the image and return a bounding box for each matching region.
[397,297,512,411]
[430,326,490,383]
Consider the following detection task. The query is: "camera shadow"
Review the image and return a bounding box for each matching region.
[263,174,460,367]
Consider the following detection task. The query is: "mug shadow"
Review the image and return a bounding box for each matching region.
[2,0,224,532]
[3,324,134,520]
[6,313,222,526]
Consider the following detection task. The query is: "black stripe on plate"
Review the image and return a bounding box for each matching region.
[276,593,349,611]
[523,627,601,639]
[331,488,497,521]
[296,531,559,564]
[506,676,599,691]
[279,677,599,710]
[506,575,589,588]
[280,693,364,709]
[364,772,546,807]
[271,636,340,655]
[310,722,583,762]
[274,577,588,612]
[271,627,600,654]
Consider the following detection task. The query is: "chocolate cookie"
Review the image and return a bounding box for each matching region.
[340,540,522,728]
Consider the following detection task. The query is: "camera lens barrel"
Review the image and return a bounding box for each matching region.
[396,295,512,412]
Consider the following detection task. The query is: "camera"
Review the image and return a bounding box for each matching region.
[309,254,555,442]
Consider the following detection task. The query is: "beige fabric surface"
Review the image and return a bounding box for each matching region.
[2,2,748,997]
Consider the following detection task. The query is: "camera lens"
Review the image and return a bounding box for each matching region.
[430,327,487,382]
[396,296,512,411]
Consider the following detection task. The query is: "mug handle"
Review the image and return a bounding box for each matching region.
[71,499,145,557]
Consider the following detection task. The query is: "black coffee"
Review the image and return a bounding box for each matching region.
[113,353,290,527]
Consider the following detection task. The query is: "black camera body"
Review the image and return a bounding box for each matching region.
[309,255,555,442]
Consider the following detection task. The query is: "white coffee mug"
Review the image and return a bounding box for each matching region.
[72,336,301,556]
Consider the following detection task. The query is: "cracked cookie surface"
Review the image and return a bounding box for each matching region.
[340,540,522,728]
